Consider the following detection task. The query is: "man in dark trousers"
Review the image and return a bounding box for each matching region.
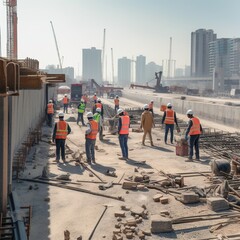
[185,109,202,162]
[117,108,130,160]
[162,103,179,144]
[52,112,71,165]
[46,99,54,127]
[77,100,86,126]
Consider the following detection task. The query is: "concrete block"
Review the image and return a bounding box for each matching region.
[134,174,143,182]
[207,197,229,211]
[151,215,173,233]
[137,184,147,191]
[153,194,163,202]
[137,231,145,239]
[131,206,144,216]
[160,197,169,204]
[160,210,170,216]
[122,181,137,190]
[113,229,121,234]
[181,192,200,204]
[114,211,126,218]
[125,218,137,226]
[126,232,133,239]
[121,205,131,211]
[112,234,123,240]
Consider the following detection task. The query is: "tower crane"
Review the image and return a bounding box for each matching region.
[50,21,62,69]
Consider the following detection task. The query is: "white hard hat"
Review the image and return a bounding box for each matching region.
[97,98,101,102]
[117,109,124,115]
[94,93,96,95]
[49,100,52,103]
[167,103,172,107]
[143,104,149,109]
[87,112,93,118]
[65,94,67,97]
[96,108,101,112]
[58,112,64,118]
[151,100,154,103]
[116,95,119,98]
[186,109,193,115]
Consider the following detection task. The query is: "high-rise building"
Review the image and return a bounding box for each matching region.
[145,62,162,83]
[191,29,217,77]
[185,65,191,76]
[135,55,146,84]
[82,47,102,83]
[118,57,131,87]
[175,68,184,77]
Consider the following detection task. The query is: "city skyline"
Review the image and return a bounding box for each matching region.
[0,0,240,78]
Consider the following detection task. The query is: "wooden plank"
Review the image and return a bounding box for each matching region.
[0,59,7,93]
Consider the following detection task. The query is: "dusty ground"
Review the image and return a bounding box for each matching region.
[13,95,240,240]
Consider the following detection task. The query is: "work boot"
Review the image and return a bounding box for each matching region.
[119,157,127,160]
[142,142,145,146]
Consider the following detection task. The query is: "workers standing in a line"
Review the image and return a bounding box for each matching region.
[52,113,71,164]
[77,100,86,126]
[149,100,154,117]
[62,94,69,114]
[85,112,98,164]
[140,104,154,146]
[162,103,179,144]
[114,95,120,113]
[93,93,97,103]
[93,108,103,140]
[95,99,104,117]
[46,100,54,127]
[185,109,202,162]
[117,108,130,160]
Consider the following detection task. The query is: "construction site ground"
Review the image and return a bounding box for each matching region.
[13,95,240,240]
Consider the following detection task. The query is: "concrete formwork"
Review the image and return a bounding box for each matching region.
[123,90,240,129]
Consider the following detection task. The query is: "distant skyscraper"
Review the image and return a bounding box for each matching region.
[118,57,131,87]
[184,65,190,77]
[145,62,162,83]
[191,29,217,77]
[135,55,146,84]
[175,68,184,77]
[82,47,102,83]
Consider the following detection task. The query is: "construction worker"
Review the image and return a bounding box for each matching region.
[62,94,69,114]
[162,103,179,144]
[114,95,120,113]
[93,93,97,103]
[85,112,98,164]
[117,108,130,160]
[95,99,104,117]
[46,100,54,127]
[77,100,86,126]
[93,108,103,140]
[140,104,154,146]
[52,112,71,164]
[82,94,88,104]
[149,100,154,116]
[185,109,202,162]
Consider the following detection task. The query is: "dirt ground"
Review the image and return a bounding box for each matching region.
[13,96,240,240]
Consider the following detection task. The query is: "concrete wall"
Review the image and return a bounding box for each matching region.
[123,91,240,129]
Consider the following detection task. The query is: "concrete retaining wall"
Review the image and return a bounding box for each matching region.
[123,91,240,129]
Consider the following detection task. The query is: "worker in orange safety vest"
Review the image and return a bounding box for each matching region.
[162,103,179,144]
[185,109,202,162]
[62,94,69,114]
[46,99,54,127]
[52,112,71,164]
[85,112,98,164]
[93,93,97,103]
[117,108,130,160]
[94,98,104,117]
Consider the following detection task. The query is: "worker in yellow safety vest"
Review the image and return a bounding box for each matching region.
[162,103,179,144]
[52,112,71,164]
[117,108,130,160]
[62,94,69,114]
[85,112,98,164]
[185,109,202,162]
[46,99,54,127]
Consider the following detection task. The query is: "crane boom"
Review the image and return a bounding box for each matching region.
[50,21,62,69]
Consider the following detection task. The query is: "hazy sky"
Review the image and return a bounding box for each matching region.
[0,0,240,78]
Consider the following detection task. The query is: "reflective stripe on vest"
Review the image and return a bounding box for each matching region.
[164,109,174,124]
[63,97,68,104]
[189,117,201,135]
[119,115,130,134]
[114,99,119,105]
[47,103,54,114]
[149,103,153,109]
[78,103,85,113]
[93,113,100,123]
[56,121,68,139]
[96,103,102,109]
[86,120,98,139]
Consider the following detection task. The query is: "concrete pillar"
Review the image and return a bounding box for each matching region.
[0,96,8,215]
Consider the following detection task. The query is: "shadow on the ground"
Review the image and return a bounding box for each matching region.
[125,158,153,169]
[100,139,117,145]
[91,162,116,175]
[145,145,174,152]
[56,161,86,175]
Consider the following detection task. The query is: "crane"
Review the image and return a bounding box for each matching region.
[50,21,62,69]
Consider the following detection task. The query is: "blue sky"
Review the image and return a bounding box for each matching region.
[0,0,240,78]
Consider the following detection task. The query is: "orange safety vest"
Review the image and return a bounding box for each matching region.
[82,95,87,102]
[149,102,153,109]
[119,115,130,134]
[114,99,119,105]
[47,103,54,114]
[93,95,97,101]
[86,120,98,139]
[96,103,102,109]
[189,117,201,135]
[55,121,68,139]
[164,109,174,124]
[63,97,68,104]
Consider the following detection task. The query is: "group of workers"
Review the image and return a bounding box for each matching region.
[49,93,202,166]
